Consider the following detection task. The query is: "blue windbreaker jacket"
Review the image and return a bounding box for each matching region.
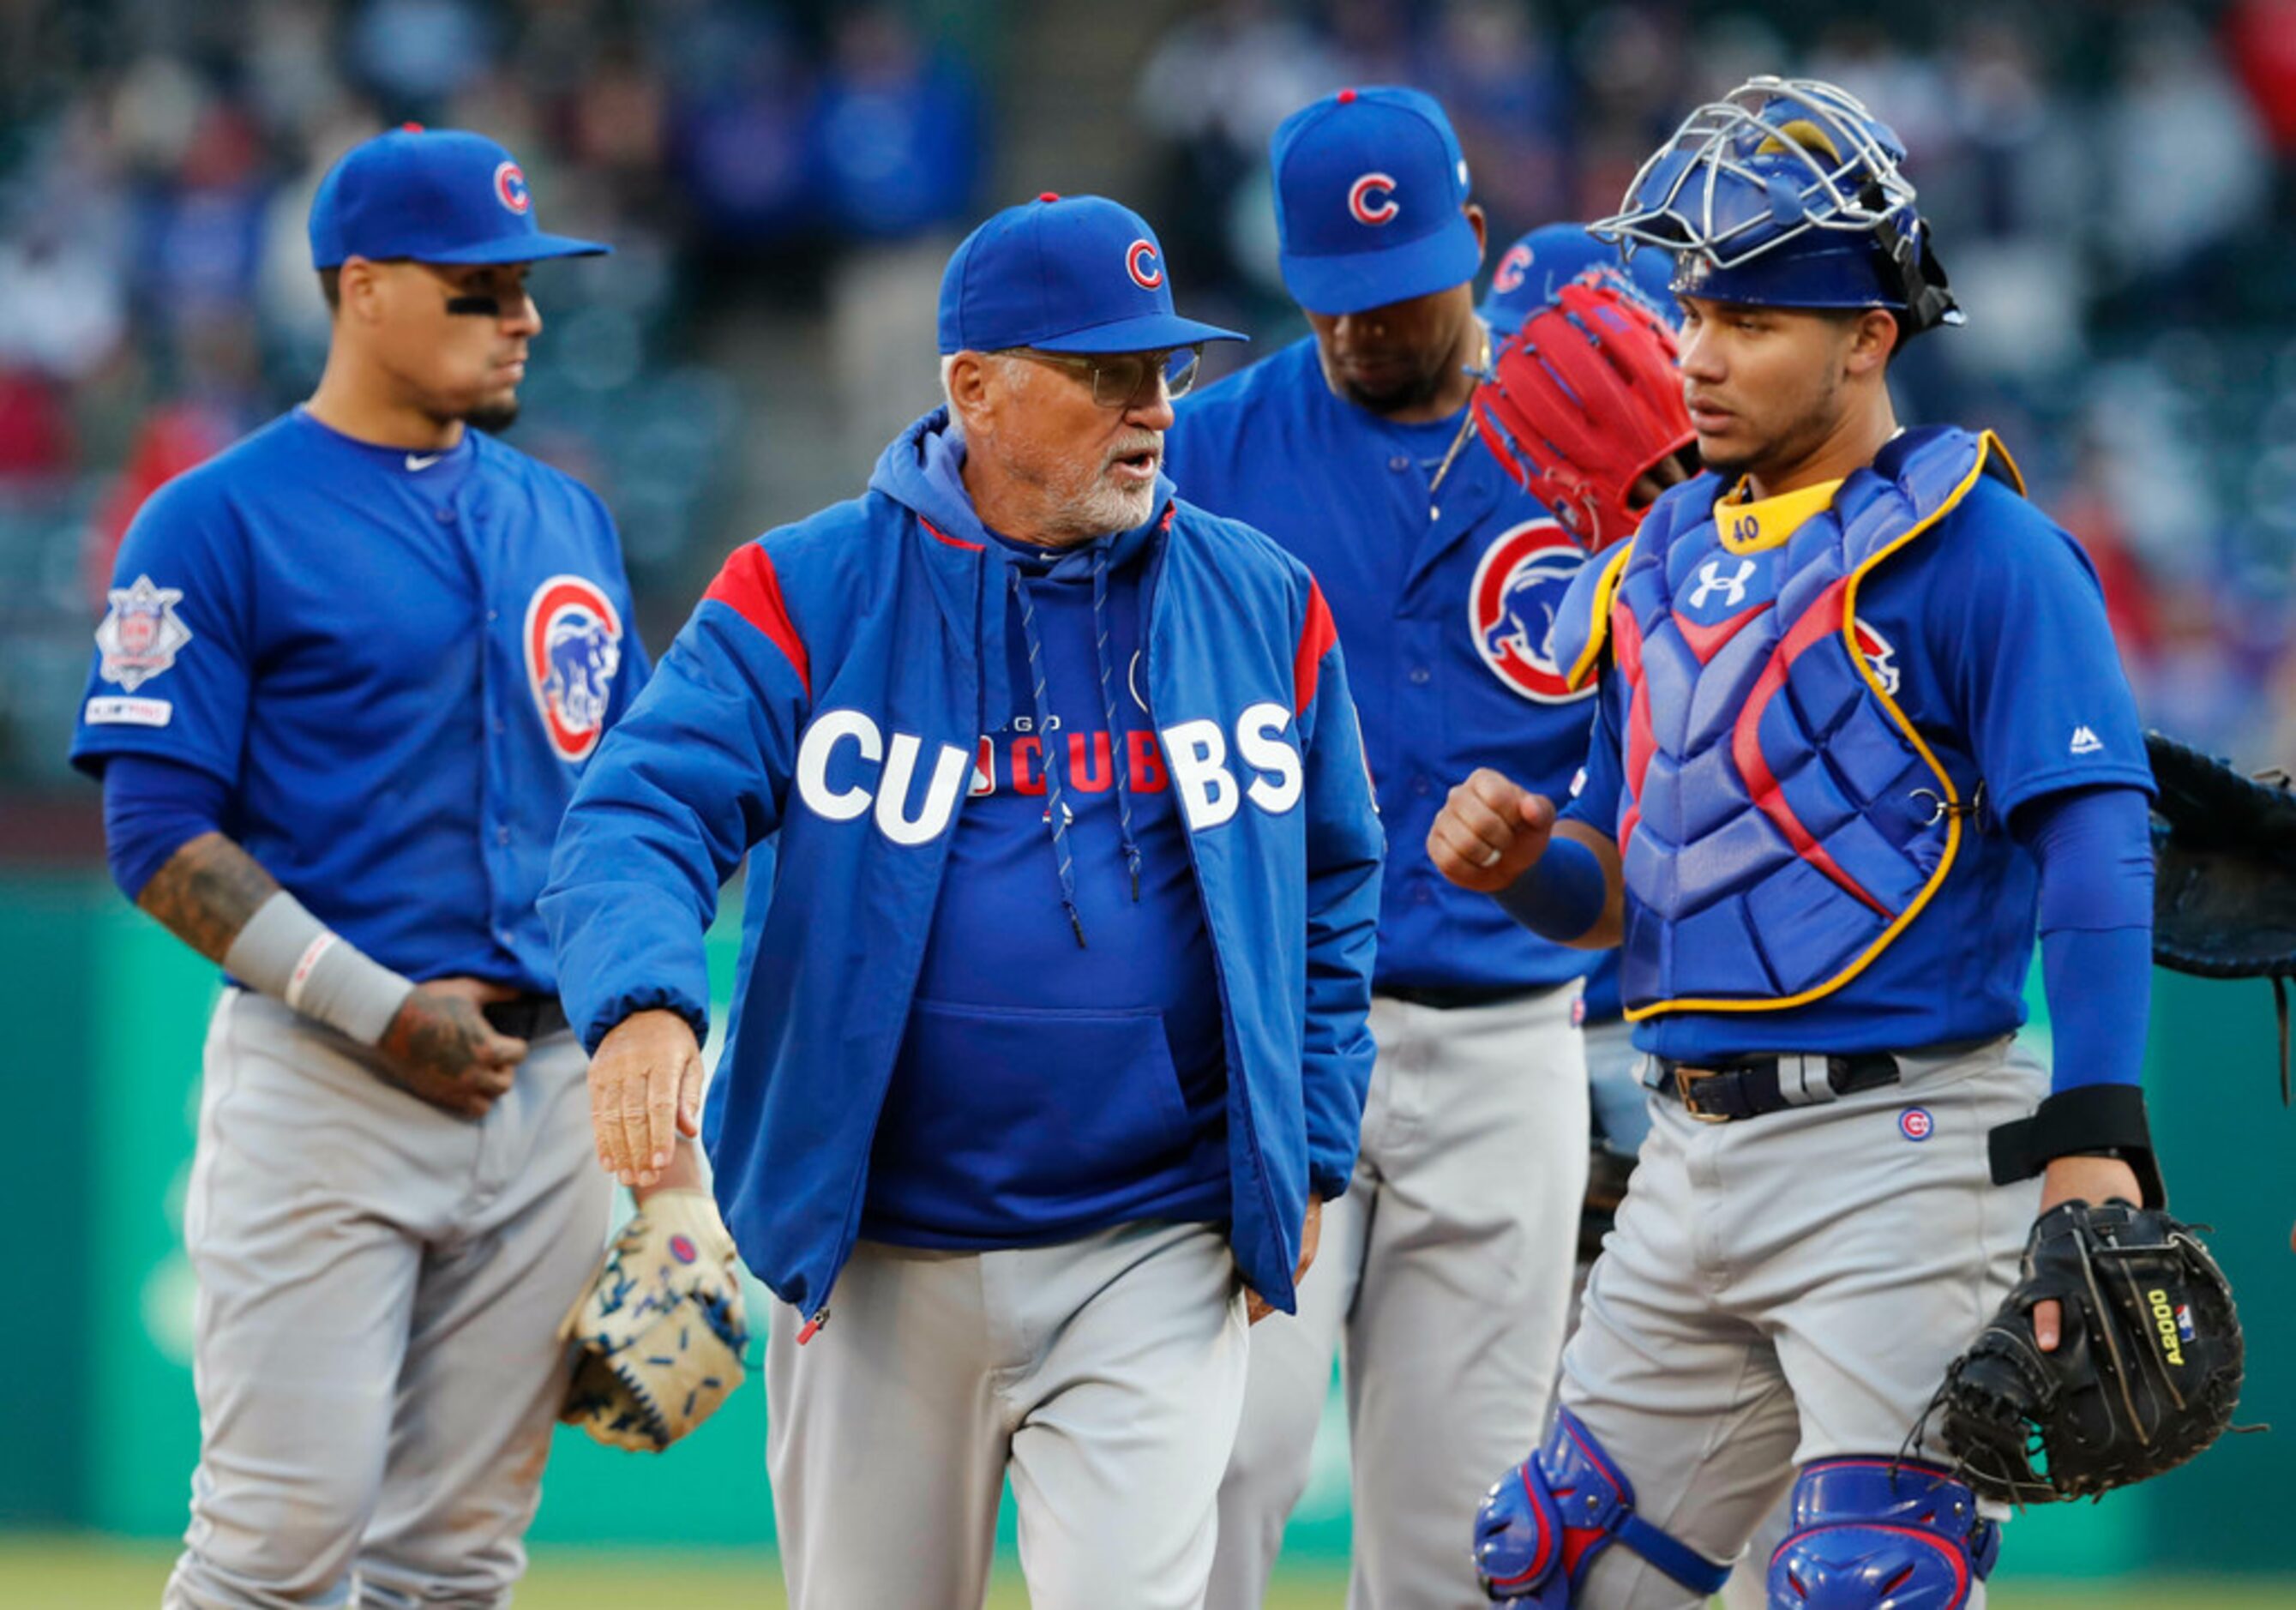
[542,409,1385,1325]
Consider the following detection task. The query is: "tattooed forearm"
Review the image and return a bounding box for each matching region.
[380,994,489,1081]
[135,831,282,964]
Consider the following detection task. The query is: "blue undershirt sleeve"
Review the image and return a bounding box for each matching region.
[103,752,231,902]
[1496,832,1608,944]
[2013,784,2155,1095]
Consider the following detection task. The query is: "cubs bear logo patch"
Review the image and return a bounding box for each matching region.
[1469,520,1590,703]
[524,574,622,762]
[95,574,194,692]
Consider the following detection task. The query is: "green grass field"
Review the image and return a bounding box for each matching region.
[4,1538,2292,1609]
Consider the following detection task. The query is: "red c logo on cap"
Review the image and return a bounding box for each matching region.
[494,160,532,215]
[1126,238,1163,290]
[1493,242,1534,294]
[1349,171,1399,225]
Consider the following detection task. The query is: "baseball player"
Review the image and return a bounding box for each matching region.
[539,194,1385,1609]
[1433,79,2162,1608]
[1477,221,1695,1272]
[71,129,659,1607]
[1167,92,1693,1610]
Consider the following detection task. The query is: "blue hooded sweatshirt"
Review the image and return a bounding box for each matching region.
[541,408,1385,1328]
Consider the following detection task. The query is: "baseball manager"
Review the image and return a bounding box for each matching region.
[541,193,1384,1609]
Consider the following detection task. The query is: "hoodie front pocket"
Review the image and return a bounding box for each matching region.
[866,998,1200,1236]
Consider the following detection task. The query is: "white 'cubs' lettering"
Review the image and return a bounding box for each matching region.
[805,707,1297,840]
[875,732,972,847]
[796,710,880,821]
[1163,704,1302,831]
[1237,702,1302,815]
[1688,557,1757,611]
[1164,719,1235,829]
[1349,171,1398,225]
[795,709,972,844]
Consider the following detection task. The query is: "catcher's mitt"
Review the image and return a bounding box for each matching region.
[1929,1199,2243,1505]
[1470,274,1694,553]
[560,1188,750,1451]
[2146,730,2296,1099]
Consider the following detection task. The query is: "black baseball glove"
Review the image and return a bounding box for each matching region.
[2147,730,2296,1098]
[1930,1199,2244,1504]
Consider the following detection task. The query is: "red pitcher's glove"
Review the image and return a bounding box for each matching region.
[1472,275,1694,553]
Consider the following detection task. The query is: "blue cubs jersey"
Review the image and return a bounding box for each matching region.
[70,408,648,993]
[1561,430,2153,1058]
[1170,333,1614,1002]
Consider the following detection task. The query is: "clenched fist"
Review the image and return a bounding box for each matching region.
[1427,768,1559,893]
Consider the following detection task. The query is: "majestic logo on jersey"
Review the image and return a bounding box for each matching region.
[1348,171,1399,225]
[524,575,623,762]
[1898,1107,1933,1142]
[1469,520,1590,704]
[1852,619,1900,696]
[1126,238,1163,290]
[1491,241,1534,295]
[95,574,194,692]
[494,160,531,214]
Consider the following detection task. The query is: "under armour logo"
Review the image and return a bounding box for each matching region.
[1688,557,1757,611]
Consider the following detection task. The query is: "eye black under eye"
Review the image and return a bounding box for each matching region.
[445,294,503,316]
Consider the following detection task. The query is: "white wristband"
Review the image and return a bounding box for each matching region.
[224,891,416,1047]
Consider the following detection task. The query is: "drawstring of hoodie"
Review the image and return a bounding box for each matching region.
[1090,544,1144,902]
[1008,566,1089,948]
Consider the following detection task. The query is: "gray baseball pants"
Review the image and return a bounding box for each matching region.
[1560,1035,2046,1610]
[163,990,608,1610]
[1207,985,1590,1610]
[766,1218,1248,1610]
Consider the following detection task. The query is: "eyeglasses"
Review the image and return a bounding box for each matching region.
[1000,345,1203,408]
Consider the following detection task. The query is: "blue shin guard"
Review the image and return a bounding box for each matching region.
[1769,1459,2000,1608]
[1473,1408,1732,1604]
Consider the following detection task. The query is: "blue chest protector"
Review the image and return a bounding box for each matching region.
[1553,427,2022,1021]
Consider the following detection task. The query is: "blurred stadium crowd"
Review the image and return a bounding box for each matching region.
[1,0,2292,796]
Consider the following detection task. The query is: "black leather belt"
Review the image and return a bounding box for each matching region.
[1379,983,1551,1011]
[484,993,568,1041]
[1655,1052,1900,1123]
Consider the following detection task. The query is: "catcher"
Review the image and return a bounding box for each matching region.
[1442,78,2244,1608]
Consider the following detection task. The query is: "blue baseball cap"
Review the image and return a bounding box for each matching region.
[937,194,1245,355]
[1480,223,1680,338]
[1270,87,1480,315]
[309,127,610,269]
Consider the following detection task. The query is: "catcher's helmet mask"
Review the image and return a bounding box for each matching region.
[1595,75,1962,340]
